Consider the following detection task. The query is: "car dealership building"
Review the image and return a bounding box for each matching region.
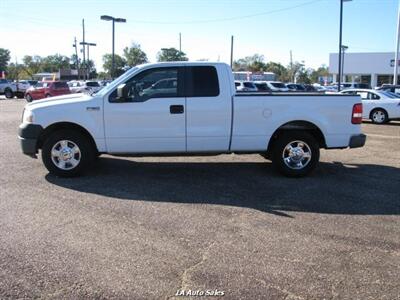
[329,52,399,88]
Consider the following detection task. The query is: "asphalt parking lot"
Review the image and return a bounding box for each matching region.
[0,97,399,300]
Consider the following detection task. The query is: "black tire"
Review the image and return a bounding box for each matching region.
[4,88,14,99]
[16,92,25,98]
[42,130,94,177]
[271,131,319,177]
[370,109,388,124]
[26,94,33,102]
[45,94,52,98]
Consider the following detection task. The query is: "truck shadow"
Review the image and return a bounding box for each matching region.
[45,157,400,217]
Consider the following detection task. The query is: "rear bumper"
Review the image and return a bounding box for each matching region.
[349,134,366,148]
[18,123,43,157]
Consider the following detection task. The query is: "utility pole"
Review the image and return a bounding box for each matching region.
[394,2,400,85]
[73,37,80,80]
[290,50,293,82]
[179,32,182,52]
[80,42,96,79]
[230,35,234,68]
[82,19,86,80]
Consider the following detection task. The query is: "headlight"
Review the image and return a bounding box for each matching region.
[23,110,34,123]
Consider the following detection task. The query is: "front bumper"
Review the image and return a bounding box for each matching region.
[349,134,366,148]
[18,123,43,157]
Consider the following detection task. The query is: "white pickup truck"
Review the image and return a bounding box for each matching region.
[18,62,366,177]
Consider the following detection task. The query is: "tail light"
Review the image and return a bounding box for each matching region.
[352,103,363,124]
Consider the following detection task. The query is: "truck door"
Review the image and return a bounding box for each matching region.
[185,65,232,152]
[104,67,186,153]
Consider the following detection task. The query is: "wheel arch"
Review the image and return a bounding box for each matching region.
[266,120,326,154]
[38,122,98,153]
[369,107,388,119]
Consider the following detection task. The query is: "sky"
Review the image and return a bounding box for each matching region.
[0,0,398,71]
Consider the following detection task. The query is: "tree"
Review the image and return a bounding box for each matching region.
[233,54,267,72]
[265,62,289,82]
[0,48,11,71]
[22,55,43,79]
[310,65,329,83]
[41,54,70,72]
[102,54,126,77]
[157,48,188,62]
[123,43,148,67]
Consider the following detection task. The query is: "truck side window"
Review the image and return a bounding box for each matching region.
[186,66,220,97]
[109,67,184,102]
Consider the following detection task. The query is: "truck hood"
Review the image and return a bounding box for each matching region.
[25,93,93,110]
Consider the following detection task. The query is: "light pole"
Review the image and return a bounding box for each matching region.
[341,45,348,83]
[100,15,126,79]
[394,3,400,85]
[338,0,352,91]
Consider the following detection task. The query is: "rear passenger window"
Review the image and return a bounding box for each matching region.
[186,66,220,97]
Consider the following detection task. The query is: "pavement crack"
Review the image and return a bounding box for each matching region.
[167,241,216,300]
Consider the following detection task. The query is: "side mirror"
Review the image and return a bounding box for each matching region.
[116,83,129,101]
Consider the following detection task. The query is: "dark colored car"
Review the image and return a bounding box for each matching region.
[286,83,306,91]
[376,84,400,96]
[25,81,71,102]
[254,82,272,92]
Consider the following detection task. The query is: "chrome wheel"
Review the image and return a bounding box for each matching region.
[51,140,81,170]
[282,140,312,170]
[372,110,386,124]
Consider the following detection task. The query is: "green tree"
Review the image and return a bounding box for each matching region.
[233,54,267,72]
[41,54,70,72]
[0,48,11,71]
[157,48,188,62]
[102,54,126,77]
[265,62,289,82]
[5,63,23,80]
[310,65,329,83]
[22,55,43,79]
[123,43,148,67]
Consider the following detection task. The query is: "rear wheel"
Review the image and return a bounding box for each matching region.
[46,94,52,98]
[42,130,94,177]
[370,109,388,124]
[271,131,319,177]
[4,88,14,99]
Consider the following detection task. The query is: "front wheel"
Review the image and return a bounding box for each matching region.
[25,94,33,102]
[4,89,14,99]
[271,131,319,177]
[42,130,94,177]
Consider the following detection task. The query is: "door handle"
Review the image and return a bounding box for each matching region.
[170,105,184,114]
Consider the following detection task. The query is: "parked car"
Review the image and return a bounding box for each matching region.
[376,84,400,96]
[286,83,306,92]
[235,81,258,92]
[340,89,400,124]
[253,81,272,92]
[25,81,71,102]
[265,81,289,92]
[18,62,365,178]
[0,79,24,98]
[303,84,318,92]
[67,81,102,94]
[16,80,33,92]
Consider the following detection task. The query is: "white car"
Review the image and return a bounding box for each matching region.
[235,81,258,92]
[68,81,102,94]
[340,89,400,124]
[18,62,365,178]
[265,81,289,92]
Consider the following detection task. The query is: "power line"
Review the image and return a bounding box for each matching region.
[126,0,325,24]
